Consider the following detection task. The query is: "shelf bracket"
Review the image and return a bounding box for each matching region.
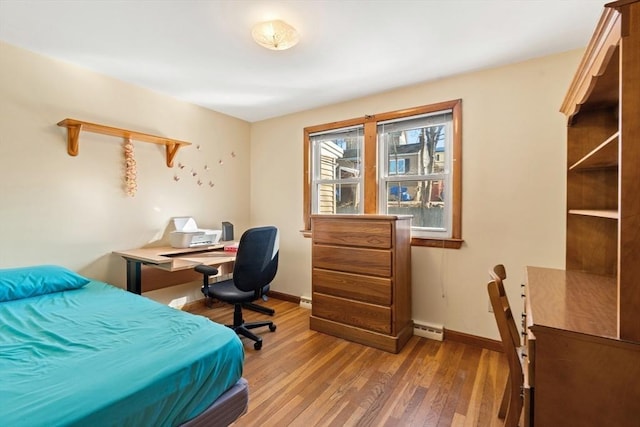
[66,123,81,156]
[165,142,181,168]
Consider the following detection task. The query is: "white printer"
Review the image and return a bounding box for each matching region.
[169,217,222,248]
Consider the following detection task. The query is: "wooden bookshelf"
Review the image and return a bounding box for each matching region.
[524,3,640,425]
[561,0,640,342]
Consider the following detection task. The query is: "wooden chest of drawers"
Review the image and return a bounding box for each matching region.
[310,214,412,353]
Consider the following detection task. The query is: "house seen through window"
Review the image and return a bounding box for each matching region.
[304,100,462,247]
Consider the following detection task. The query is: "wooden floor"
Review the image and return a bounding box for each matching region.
[187,298,509,427]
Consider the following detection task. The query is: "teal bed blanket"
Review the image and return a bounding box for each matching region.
[0,280,244,427]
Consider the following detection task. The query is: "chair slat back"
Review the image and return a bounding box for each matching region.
[489,264,521,348]
[488,275,524,427]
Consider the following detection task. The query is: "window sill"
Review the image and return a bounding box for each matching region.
[301,229,463,249]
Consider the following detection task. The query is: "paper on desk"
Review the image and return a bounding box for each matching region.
[173,217,198,232]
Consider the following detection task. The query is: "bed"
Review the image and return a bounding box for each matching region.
[0,265,248,427]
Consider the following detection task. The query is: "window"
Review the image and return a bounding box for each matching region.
[378,110,452,238]
[389,158,408,174]
[304,100,462,248]
[309,125,364,215]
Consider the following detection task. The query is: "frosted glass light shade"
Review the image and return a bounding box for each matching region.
[251,20,299,51]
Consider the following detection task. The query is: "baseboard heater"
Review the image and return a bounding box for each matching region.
[298,299,444,342]
[299,296,312,310]
[413,321,444,341]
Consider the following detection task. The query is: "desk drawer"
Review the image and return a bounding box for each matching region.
[312,268,391,305]
[313,245,391,277]
[312,292,391,334]
[313,219,392,249]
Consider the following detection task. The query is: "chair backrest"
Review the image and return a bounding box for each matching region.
[233,226,279,294]
[488,275,524,427]
[492,264,507,281]
[489,264,520,348]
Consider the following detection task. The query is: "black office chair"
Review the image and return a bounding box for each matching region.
[196,226,278,350]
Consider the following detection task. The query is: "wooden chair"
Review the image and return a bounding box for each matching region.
[488,265,524,427]
[197,226,279,350]
[490,265,522,358]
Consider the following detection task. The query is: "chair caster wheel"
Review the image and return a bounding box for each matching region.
[254,341,262,350]
[269,324,277,332]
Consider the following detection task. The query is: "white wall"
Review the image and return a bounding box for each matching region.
[0,41,251,303]
[0,39,582,340]
[250,49,583,340]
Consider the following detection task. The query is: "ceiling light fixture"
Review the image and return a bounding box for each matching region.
[251,19,299,51]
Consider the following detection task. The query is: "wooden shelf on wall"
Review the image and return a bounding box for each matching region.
[57,118,191,167]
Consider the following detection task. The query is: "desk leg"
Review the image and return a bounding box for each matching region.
[125,259,142,294]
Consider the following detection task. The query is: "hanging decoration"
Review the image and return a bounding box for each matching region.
[171,149,237,189]
[123,138,137,197]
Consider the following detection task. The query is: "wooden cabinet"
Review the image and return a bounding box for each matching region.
[309,214,412,353]
[524,2,640,425]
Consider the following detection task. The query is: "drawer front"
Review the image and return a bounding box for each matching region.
[313,219,391,249]
[312,292,391,334]
[313,268,392,305]
[313,245,391,277]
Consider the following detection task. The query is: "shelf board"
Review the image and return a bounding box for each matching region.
[57,118,191,167]
[569,131,619,170]
[568,209,619,219]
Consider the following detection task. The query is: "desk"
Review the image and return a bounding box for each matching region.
[524,267,640,426]
[113,245,236,294]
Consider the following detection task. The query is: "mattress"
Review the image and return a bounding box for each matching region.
[0,280,244,427]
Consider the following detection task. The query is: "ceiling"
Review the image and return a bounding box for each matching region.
[0,0,605,122]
